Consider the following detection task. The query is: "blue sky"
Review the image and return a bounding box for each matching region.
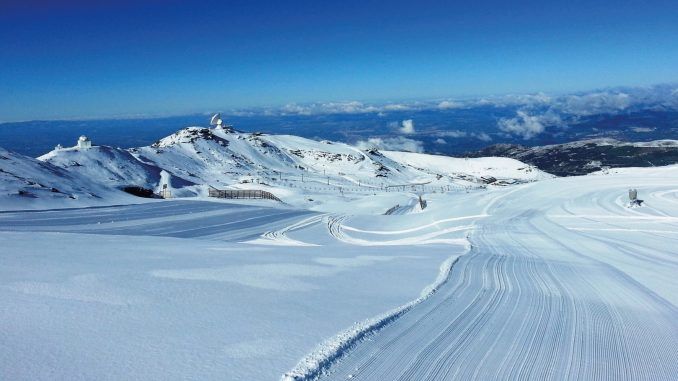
[1,0,677,121]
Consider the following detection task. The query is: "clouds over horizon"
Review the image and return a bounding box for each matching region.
[492,85,678,139]
[398,119,415,134]
[437,130,492,142]
[225,84,678,120]
[437,100,462,109]
[355,137,424,153]
[498,111,564,140]
[274,101,413,116]
[220,84,678,141]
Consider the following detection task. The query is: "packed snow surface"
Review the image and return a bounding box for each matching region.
[1,129,677,380]
[306,166,678,381]
[0,196,469,381]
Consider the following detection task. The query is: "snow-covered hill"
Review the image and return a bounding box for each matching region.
[0,147,136,210]
[382,151,549,185]
[468,138,678,176]
[23,126,550,210]
[39,145,163,189]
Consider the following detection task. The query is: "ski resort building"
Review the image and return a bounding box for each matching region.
[77,136,92,150]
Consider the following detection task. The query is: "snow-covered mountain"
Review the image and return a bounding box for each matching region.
[0,147,137,210]
[468,138,678,176]
[2,126,550,210]
[39,145,164,189]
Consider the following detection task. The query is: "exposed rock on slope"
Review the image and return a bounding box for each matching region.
[467,139,678,176]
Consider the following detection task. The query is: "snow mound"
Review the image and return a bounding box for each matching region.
[39,145,164,189]
[0,147,134,210]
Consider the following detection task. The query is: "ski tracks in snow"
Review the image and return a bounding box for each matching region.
[248,214,326,246]
[325,214,476,246]
[284,183,678,381]
[310,211,678,381]
[282,211,486,380]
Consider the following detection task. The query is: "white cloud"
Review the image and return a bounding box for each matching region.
[280,103,312,116]
[228,84,678,118]
[437,100,461,109]
[355,137,424,153]
[559,92,631,116]
[399,119,415,134]
[272,100,418,116]
[437,130,491,142]
[434,138,447,144]
[438,130,467,138]
[631,127,655,133]
[470,93,552,108]
[278,101,379,116]
[498,110,563,139]
[474,132,492,142]
[382,103,410,111]
[322,101,378,114]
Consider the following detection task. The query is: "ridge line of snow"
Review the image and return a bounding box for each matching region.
[280,244,468,381]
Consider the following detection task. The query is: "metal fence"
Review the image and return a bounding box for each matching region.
[208,187,281,202]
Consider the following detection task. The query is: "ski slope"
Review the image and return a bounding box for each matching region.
[0,200,313,242]
[1,164,677,381]
[298,166,678,381]
[0,196,469,381]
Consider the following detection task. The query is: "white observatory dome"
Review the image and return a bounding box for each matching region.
[77,135,92,149]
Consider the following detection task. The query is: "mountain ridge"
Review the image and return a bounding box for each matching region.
[1,126,548,210]
[466,138,678,176]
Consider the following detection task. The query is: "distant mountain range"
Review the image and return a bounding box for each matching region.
[467,139,678,176]
[2,85,677,158]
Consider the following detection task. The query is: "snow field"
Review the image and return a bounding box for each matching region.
[2,138,677,381]
[0,198,466,381]
[312,166,678,381]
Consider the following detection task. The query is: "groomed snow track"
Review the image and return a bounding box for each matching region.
[298,176,678,381]
[0,201,314,242]
[311,213,678,380]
